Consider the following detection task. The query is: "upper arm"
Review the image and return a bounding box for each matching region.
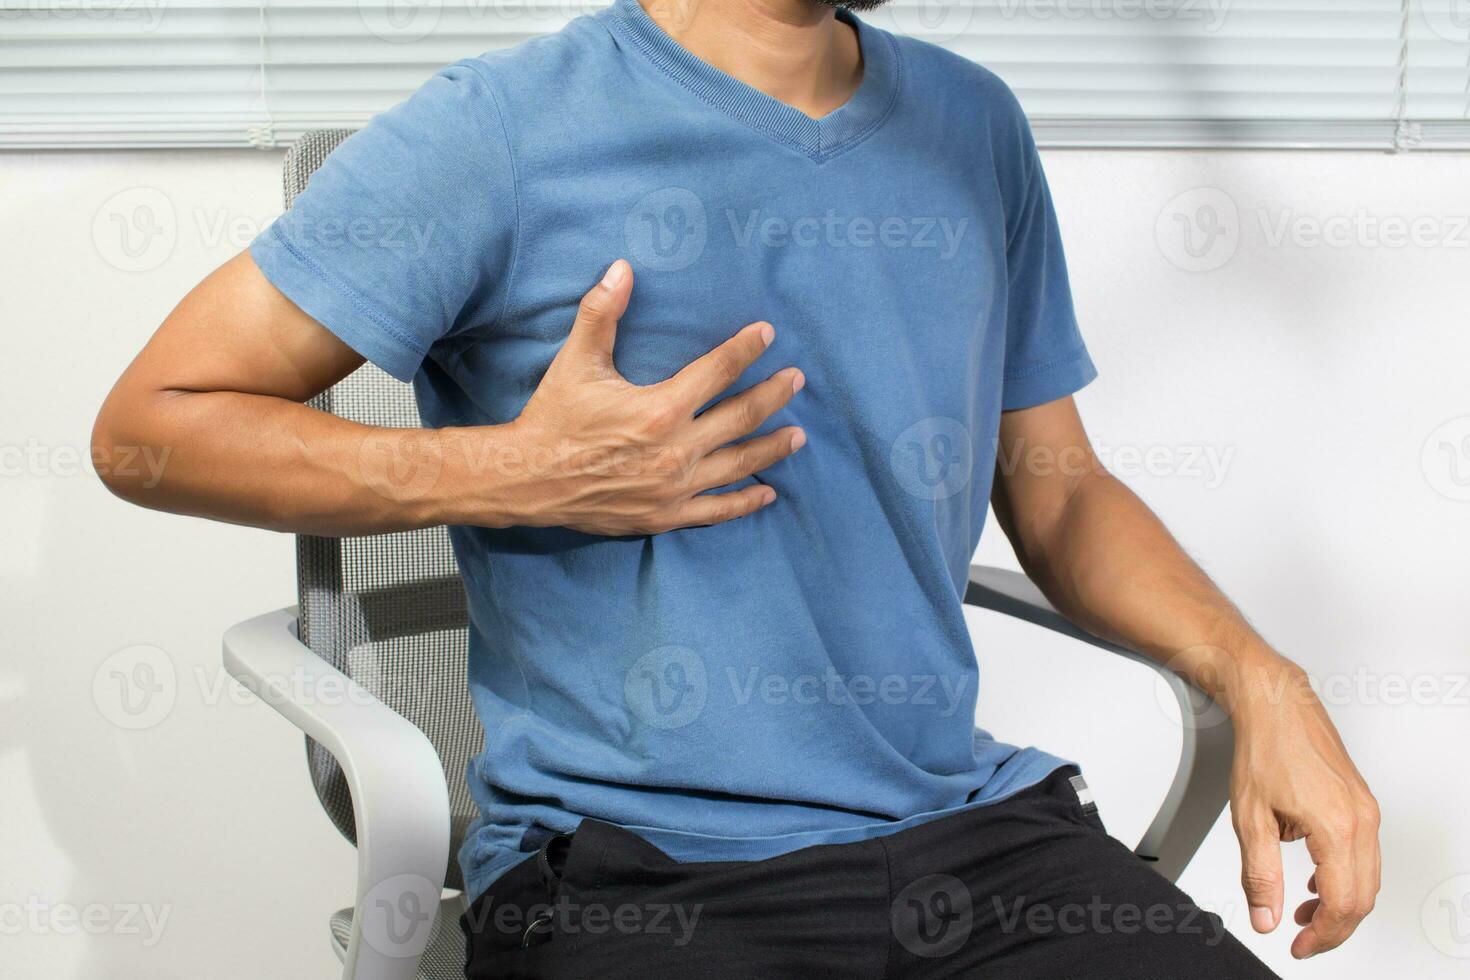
[991,395,1103,553]
[96,251,364,441]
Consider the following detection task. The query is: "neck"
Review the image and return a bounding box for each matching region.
[639,0,863,119]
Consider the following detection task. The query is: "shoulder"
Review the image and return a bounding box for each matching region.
[883,27,1032,144]
[455,13,619,110]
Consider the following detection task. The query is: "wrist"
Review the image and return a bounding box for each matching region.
[1205,641,1306,720]
[431,422,542,529]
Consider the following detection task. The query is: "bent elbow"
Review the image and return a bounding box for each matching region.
[90,392,171,504]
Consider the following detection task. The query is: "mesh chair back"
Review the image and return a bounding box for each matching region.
[283,129,481,892]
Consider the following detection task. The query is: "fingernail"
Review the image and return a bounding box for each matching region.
[790,429,806,451]
[601,259,627,288]
[1250,906,1275,932]
[758,322,775,346]
[761,487,777,504]
[790,369,806,393]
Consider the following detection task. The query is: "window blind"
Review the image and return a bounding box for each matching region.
[1,0,1467,149]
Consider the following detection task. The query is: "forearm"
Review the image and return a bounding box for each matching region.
[1012,467,1297,714]
[92,387,523,537]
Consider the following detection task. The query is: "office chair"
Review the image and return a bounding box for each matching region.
[222,128,1235,980]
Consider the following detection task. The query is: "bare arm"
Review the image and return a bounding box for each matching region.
[991,395,1379,961]
[93,254,804,537]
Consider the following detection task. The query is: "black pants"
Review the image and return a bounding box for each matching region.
[461,767,1279,979]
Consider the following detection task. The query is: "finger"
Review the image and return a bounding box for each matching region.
[661,321,775,407]
[1237,813,1285,934]
[667,483,777,529]
[1294,899,1318,927]
[692,427,805,490]
[693,367,804,446]
[1293,830,1361,958]
[1308,873,1318,895]
[557,259,633,376]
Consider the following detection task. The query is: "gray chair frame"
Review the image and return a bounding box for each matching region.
[221,130,1235,980]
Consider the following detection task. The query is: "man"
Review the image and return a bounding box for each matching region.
[93,0,1379,975]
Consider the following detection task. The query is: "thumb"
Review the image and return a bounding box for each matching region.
[559,259,632,376]
[1238,812,1285,934]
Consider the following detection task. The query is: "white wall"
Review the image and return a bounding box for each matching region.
[1,145,1466,978]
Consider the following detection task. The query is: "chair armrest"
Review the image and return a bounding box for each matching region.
[964,566,1235,882]
[223,607,451,980]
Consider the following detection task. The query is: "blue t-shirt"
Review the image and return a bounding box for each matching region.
[251,0,1096,904]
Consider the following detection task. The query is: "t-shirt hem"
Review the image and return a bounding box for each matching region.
[459,752,1073,905]
[1001,345,1098,412]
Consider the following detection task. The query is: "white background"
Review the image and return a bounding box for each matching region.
[1,144,1468,978]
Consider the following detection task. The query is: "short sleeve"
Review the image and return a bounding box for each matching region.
[249,61,517,382]
[996,99,1096,412]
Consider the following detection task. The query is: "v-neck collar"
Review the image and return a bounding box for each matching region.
[605,0,900,163]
